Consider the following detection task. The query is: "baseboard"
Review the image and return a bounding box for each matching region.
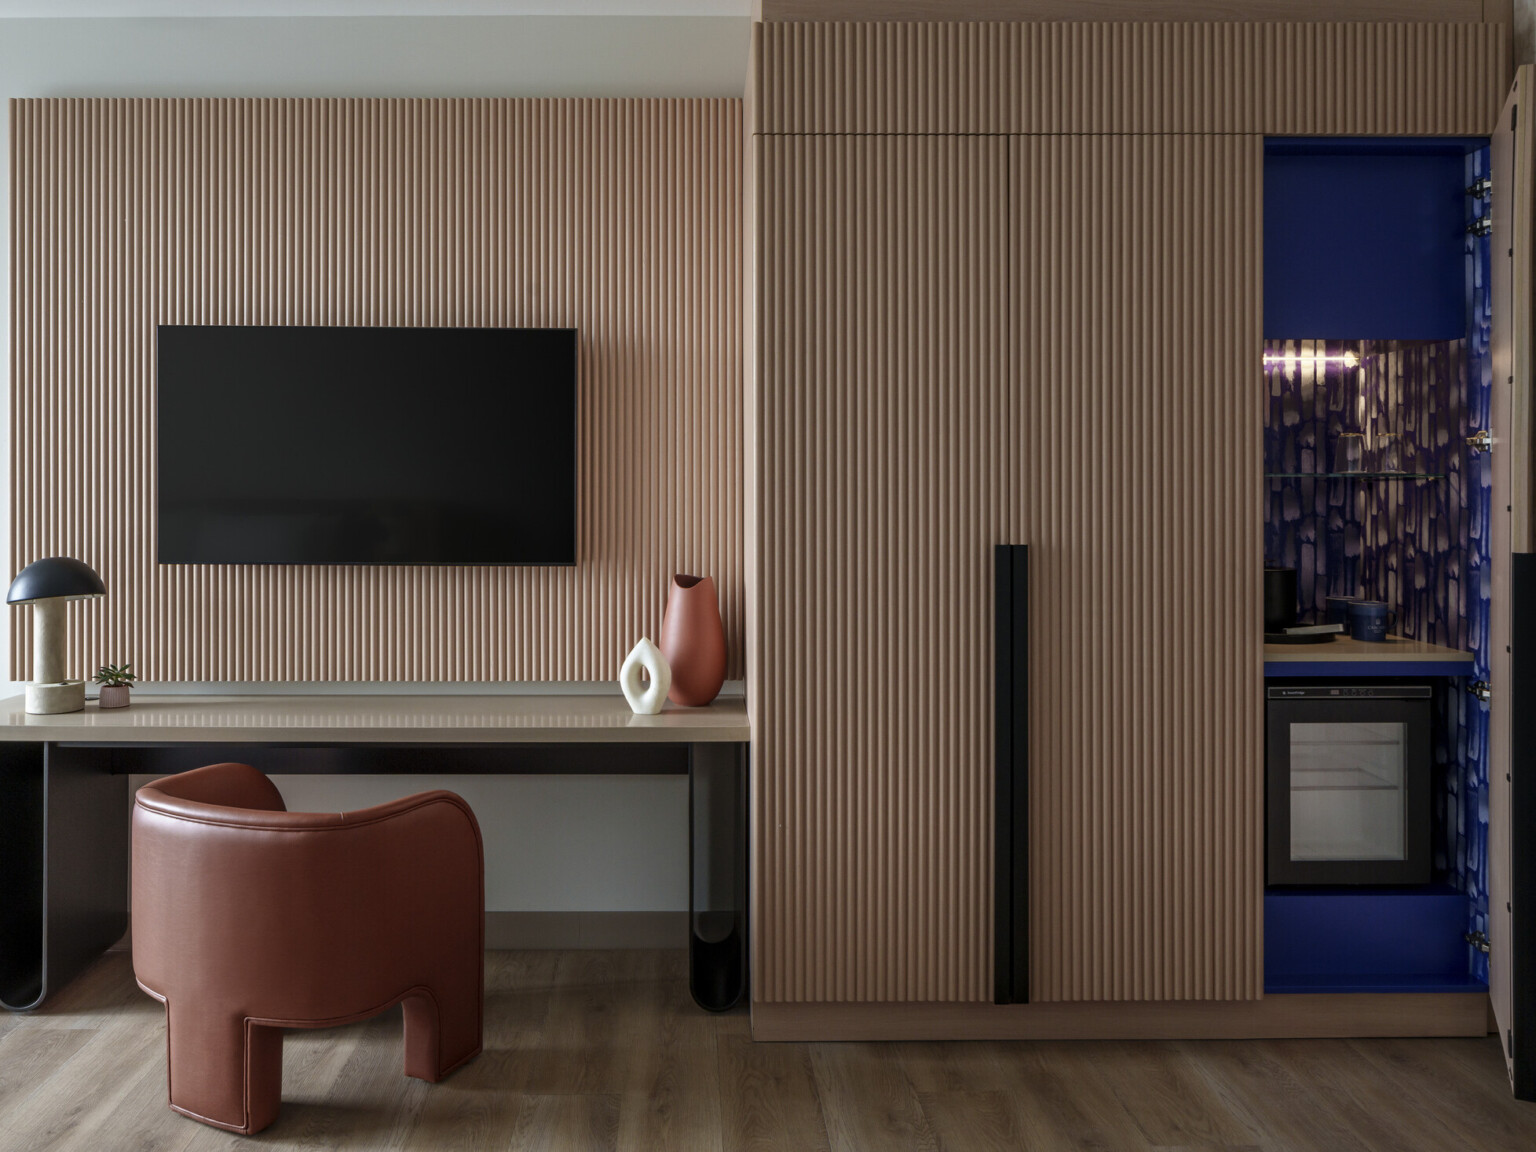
[485,911,686,949]
[751,992,1491,1041]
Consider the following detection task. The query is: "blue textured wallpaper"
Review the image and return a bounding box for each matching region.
[1261,146,1491,981]
[1262,340,1471,624]
[1459,147,1492,983]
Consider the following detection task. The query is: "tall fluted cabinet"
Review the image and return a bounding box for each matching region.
[746,19,1508,1033]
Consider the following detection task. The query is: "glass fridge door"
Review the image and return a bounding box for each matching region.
[1288,720,1406,862]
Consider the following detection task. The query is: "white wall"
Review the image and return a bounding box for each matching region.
[0,14,749,914]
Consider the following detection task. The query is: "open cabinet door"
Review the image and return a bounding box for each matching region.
[1489,64,1535,1100]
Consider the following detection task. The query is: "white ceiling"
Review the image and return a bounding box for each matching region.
[0,1,750,16]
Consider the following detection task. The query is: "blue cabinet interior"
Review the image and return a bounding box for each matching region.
[1265,886,1486,993]
[1264,139,1482,339]
[1263,138,1491,994]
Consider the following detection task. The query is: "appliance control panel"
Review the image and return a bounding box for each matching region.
[1266,685,1433,700]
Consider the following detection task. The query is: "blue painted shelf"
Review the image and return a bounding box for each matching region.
[1266,973,1488,995]
[1264,472,1444,480]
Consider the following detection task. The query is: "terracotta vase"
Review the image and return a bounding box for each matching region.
[98,685,131,709]
[658,574,727,706]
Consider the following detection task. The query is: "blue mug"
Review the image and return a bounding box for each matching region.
[1349,600,1396,642]
[1325,596,1361,626]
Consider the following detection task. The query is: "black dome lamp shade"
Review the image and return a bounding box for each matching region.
[6,557,106,715]
[7,557,107,604]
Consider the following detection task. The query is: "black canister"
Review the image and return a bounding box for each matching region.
[1264,567,1298,633]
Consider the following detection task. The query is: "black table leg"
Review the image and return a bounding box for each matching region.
[0,742,127,1011]
[688,742,748,1012]
[0,742,46,1010]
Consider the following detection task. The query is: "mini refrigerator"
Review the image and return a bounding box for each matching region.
[1265,684,1432,886]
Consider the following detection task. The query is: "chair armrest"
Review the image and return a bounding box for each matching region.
[136,761,287,816]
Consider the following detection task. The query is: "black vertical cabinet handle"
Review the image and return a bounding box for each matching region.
[994,545,1030,1005]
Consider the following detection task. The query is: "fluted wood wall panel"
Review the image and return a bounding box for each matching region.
[752,131,1262,1004]
[755,136,1010,1004]
[752,21,1507,135]
[1013,136,1263,1002]
[10,98,742,683]
[761,0,1495,19]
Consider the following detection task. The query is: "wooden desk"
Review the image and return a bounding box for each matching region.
[0,694,750,1014]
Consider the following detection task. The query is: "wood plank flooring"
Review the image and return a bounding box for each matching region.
[0,948,1533,1151]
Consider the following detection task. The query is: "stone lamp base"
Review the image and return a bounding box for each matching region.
[27,679,86,715]
[22,595,88,714]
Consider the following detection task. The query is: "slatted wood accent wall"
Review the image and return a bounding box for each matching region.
[751,21,1507,135]
[759,0,1500,21]
[10,98,742,683]
[750,20,1501,1008]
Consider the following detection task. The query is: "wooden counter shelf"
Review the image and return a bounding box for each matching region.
[1264,634,1475,678]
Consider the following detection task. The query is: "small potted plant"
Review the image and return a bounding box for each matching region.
[94,662,137,709]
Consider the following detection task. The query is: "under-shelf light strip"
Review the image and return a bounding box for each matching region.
[1261,351,1360,369]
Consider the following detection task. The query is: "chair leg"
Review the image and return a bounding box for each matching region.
[165,1005,284,1135]
[401,986,481,1083]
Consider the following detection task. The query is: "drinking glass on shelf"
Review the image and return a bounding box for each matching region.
[1334,432,1366,474]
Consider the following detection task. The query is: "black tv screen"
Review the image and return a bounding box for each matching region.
[157,325,577,565]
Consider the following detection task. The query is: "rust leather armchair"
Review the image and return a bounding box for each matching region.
[131,762,484,1135]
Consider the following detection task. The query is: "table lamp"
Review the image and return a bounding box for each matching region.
[6,557,106,714]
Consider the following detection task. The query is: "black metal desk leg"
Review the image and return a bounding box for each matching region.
[0,742,127,1011]
[688,742,747,1012]
[0,743,46,1010]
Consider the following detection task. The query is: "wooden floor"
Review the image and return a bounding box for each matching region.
[2,948,1534,1151]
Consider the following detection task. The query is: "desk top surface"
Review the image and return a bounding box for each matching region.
[0,693,750,744]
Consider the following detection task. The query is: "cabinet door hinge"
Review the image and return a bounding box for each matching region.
[1470,215,1494,236]
[1468,429,1494,453]
[1470,681,1492,704]
[1467,930,1492,954]
[1468,177,1493,199]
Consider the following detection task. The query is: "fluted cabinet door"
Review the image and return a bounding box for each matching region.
[754,136,1011,1004]
[752,132,1262,1006]
[1013,135,1264,1003]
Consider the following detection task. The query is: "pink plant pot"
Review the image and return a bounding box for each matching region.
[658,573,727,707]
[98,685,131,709]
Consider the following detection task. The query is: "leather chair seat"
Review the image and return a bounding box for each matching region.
[131,762,484,1135]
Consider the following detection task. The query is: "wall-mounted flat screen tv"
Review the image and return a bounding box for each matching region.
[157,325,577,565]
